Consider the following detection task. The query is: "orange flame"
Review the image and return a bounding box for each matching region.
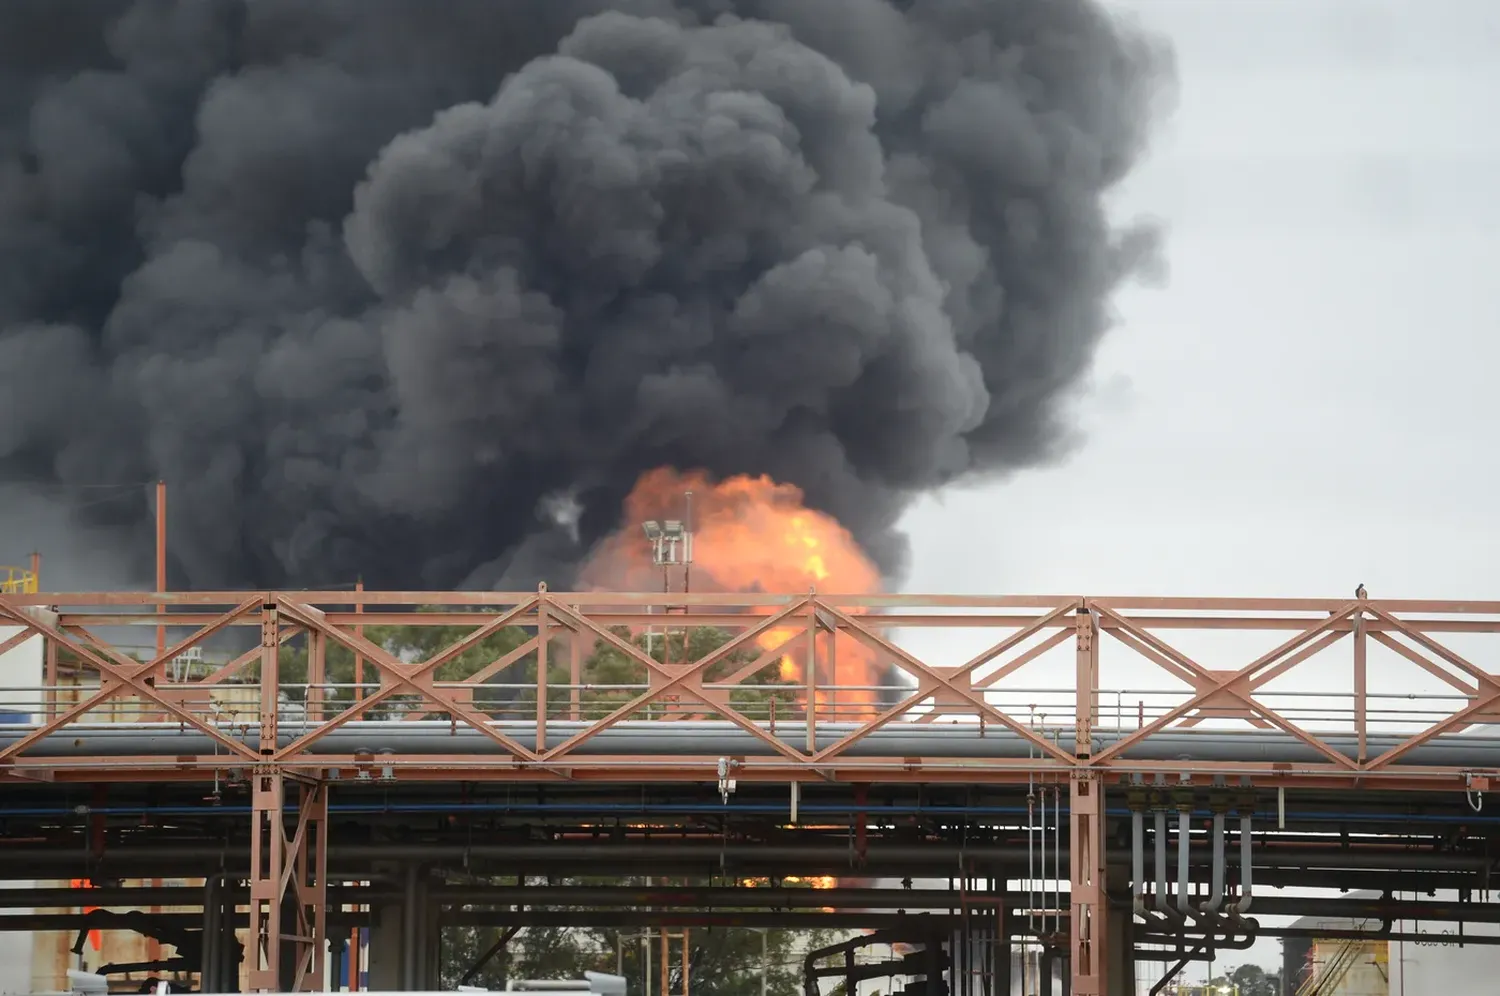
[580,468,882,713]
[71,878,100,951]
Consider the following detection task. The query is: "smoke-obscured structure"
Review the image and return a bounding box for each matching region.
[0,0,1173,591]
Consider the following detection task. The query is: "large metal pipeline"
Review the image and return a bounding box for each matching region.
[4,720,1500,766]
[0,841,1479,872]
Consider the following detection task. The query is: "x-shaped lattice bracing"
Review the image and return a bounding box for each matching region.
[811,600,1078,765]
[249,775,326,992]
[0,595,263,763]
[1088,602,1362,769]
[1362,604,1500,769]
[274,596,540,763]
[402,635,542,721]
[539,596,815,764]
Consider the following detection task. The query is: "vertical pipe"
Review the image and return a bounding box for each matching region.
[1204,812,1226,914]
[28,551,39,588]
[1153,810,1168,917]
[1131,810,1145,915]
[1237,813,1254,913]
[1175,809,1191,918]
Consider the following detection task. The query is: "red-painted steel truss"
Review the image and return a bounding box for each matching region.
[5,588,1500,995]
[1,588,1498,787]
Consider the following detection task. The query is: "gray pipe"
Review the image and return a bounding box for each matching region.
[1234,813,1255,914]
[0,841,1479,873]
[6,720,1500,767]
[1153,809,1171,919]
[1131,809,1145,917]
[1176,809,1192,919]
[1201,812,1226,915]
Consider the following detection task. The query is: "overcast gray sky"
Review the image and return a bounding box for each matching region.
[895,1,1500,984]
[902,0,1499,602]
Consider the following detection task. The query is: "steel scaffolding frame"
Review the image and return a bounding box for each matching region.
[4,587,1500,993]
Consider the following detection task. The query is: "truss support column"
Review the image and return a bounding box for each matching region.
[248,772,329,992]
[1071,607,1108,996]
[1353,608,1367,763]
[536,596,549,751]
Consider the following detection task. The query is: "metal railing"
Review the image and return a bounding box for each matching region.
[3,588,1500,783]
[0,566,36,594]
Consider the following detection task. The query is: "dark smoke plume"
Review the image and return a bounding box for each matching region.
[0,0,1172,591]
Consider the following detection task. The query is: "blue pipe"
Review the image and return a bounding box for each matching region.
[5,801,1500,825]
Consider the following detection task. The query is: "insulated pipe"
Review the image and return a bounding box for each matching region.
[1200,812,1226,916]
[8,721,1500,767]
[0,841,1483,872]
[1233,813,1254,914]
[1131,809,1146,917]
[1152,809,1174,920]
[1176,808,1193,919]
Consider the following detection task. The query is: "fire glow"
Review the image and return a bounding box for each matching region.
[580,468,883,713]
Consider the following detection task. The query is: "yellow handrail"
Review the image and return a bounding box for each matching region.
[0,566,37,594]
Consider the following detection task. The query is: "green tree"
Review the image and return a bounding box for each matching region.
[264,608,801,725]
[442,912,837,996]
[1206,963,1279,996]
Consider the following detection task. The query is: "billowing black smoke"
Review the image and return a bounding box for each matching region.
[0,0,1172,591]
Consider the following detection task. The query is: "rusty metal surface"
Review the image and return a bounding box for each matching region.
[1,588,1499,789]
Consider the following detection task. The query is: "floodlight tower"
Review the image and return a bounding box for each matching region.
[640,491,694,594]
[640,492,695,665]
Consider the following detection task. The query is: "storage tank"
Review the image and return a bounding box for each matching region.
[1388,916,1500,991]
[1285,893,1500,994]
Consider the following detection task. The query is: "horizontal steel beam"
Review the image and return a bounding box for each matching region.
[0,910,963,931]
[18,885,1500,924]
[0,884,1009,910]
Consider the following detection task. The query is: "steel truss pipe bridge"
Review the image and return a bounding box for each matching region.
[2,588,1500,995]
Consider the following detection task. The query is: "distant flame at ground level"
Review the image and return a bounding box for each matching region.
[580,468,884,713]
